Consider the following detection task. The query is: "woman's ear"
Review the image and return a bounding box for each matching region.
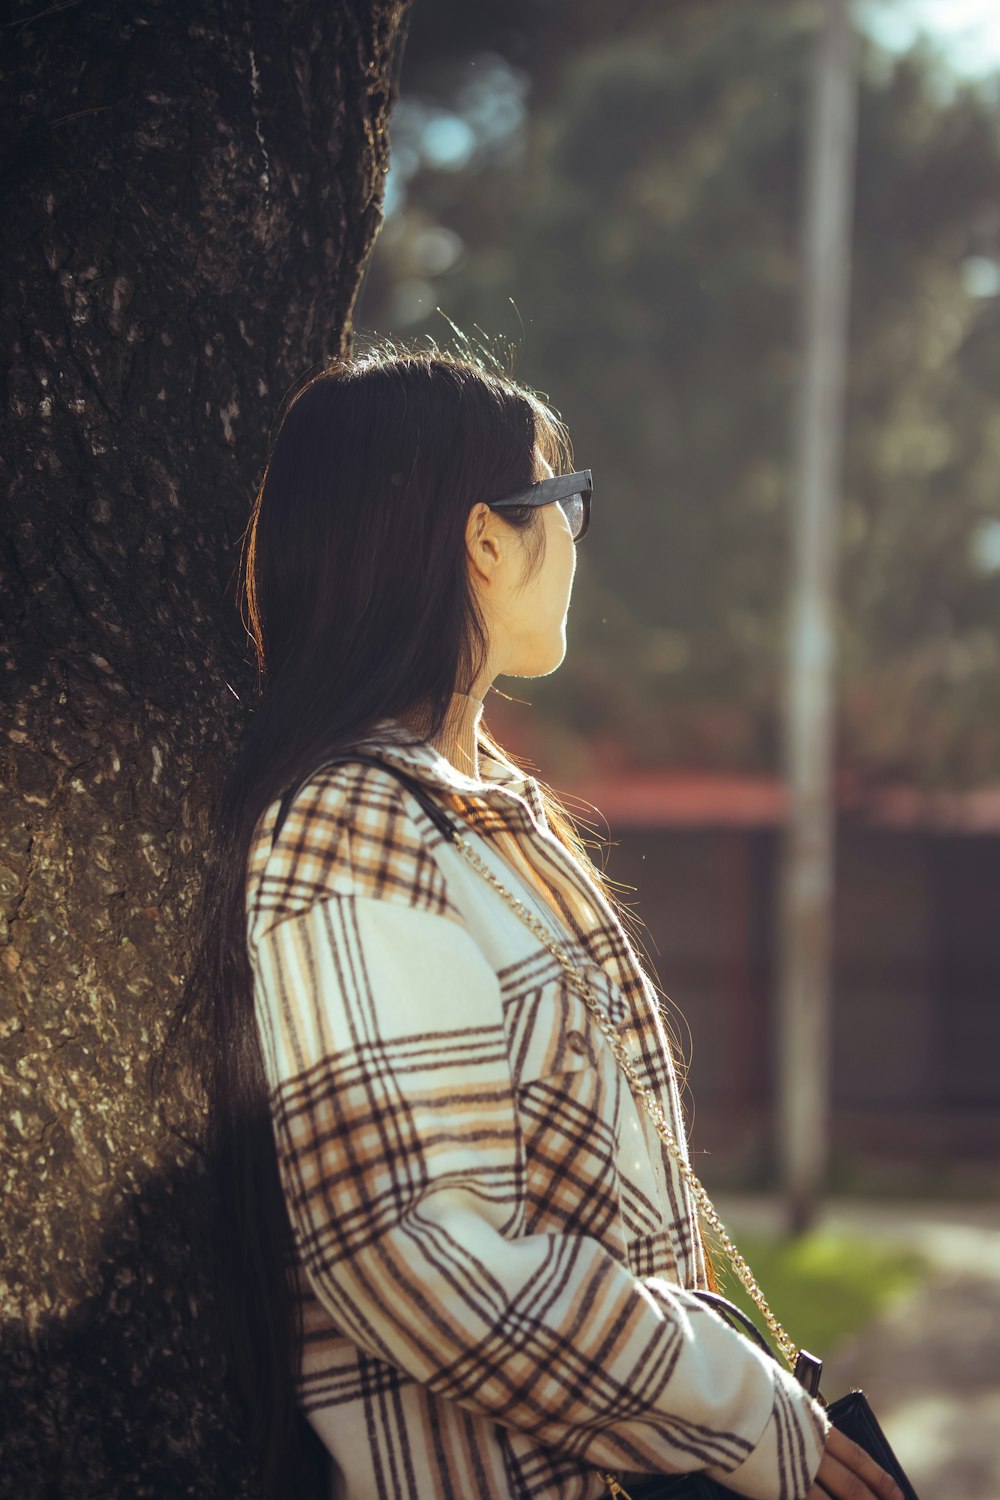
[465,502,506,585]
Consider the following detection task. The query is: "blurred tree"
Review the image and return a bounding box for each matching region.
[361,0,1000,787]
[0,1,409,1494]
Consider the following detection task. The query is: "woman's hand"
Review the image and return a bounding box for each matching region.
[806,1426,905,1500]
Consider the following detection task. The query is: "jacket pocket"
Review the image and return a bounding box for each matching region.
[503,973,626,1246]
[504,971,604,1086]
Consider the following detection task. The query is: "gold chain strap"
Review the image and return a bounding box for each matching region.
[451,831,799,1372]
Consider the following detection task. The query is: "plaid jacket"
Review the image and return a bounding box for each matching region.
[245,719,828,1500]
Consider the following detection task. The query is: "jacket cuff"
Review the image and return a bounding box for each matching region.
[703,1366,829,1500]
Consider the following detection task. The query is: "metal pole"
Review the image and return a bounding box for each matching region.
[777,0,859,1234]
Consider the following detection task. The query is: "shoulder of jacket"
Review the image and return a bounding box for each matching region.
[247,757,458,943]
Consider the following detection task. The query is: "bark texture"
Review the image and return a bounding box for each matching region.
[0,2,410,1492]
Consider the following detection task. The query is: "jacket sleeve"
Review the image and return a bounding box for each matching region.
[249,777,829,1500]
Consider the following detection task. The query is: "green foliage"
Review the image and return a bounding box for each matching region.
[714,1228,927,1357]
[364,0,1000,784]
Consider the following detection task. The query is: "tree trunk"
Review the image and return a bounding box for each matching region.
[0,2,411,1492]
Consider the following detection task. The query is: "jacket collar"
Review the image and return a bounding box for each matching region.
[358,718,552,838]
[360,719,657,1033]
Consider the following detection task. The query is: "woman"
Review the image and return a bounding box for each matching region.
[188,346,902,1500]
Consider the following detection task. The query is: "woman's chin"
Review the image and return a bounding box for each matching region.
[505,638,567,680]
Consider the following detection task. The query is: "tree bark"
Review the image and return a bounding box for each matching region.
[0,2,411,1492]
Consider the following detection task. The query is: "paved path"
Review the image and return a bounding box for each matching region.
[718,1198,1000,1500]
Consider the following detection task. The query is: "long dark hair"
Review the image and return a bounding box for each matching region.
[172,344,633,1495]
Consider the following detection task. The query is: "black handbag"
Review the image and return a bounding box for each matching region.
[613,1290,919,1500]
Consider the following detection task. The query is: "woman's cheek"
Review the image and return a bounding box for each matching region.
[563,539,577,614]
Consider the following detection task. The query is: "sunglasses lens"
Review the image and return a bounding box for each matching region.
[559,492,585,539]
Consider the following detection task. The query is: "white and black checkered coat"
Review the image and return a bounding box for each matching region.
[245,716,828,1499]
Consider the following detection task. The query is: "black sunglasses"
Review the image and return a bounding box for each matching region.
[486,469,593,542]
